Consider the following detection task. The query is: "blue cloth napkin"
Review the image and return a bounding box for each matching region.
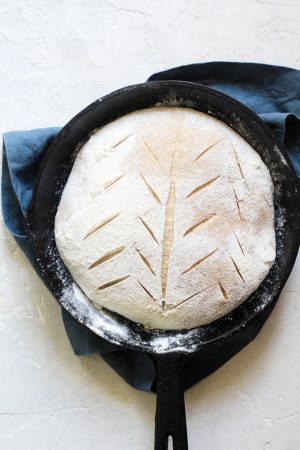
[2,62,300,393]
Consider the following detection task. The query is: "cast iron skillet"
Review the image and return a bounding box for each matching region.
[27,81,300,450]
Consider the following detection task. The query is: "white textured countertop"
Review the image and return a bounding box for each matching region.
[0,1,299,449]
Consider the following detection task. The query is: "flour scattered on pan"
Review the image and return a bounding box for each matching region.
[70,282,199,352]
[47,242,201,352]
[273,145,288,166]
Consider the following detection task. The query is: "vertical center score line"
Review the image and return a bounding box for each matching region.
[161,146,181,309]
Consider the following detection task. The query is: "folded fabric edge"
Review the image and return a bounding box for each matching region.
[1,143,26,237]
[3,128,61,214]
[148,61,300,82]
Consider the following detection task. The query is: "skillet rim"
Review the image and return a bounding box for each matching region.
[26,80,300,354]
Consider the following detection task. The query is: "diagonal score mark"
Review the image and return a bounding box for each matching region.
[193,137,224,163]
[141,136,162,167]
[187,175,220,198]
[112,133,133,148]
[231,142,244,178]
[89,246,124,270]
[137,280,156,301]
[170,287,210,310]
[83,213,121,240]
[228,253,245,283]
[263,193,272,207]
[233,231,246,257]
[183,214,216,237]
[230,181,243,221]
[230,141,249,189]
[161,147,181,302]
[103,173,126,190]
[98,276,129,290]
[217,279,228,301]
[181,248,218,275]
[135,248,156,275]
[140,172,161,204]
[138,216,159,244]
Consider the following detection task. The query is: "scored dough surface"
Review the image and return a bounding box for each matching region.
[55,107,276,330]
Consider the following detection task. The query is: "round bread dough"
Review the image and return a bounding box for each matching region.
[55,107,276,330]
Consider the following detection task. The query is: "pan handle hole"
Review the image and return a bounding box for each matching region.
[168,435,173,450]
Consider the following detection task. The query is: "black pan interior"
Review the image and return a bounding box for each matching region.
[27,81,300,354]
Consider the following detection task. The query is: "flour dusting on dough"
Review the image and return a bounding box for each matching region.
[55,107,276,330]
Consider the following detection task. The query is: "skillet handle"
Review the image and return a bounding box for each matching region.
[153,353,188,450]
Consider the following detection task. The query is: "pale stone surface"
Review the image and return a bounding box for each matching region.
[0,0,299,448]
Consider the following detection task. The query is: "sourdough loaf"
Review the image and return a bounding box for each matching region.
[55,107,276,330]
